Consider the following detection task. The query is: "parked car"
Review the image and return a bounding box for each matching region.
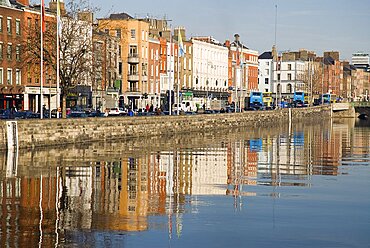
[67,112,88,118]
[107,108,121,116]
[0,109,11,119]
[14,110,39,119]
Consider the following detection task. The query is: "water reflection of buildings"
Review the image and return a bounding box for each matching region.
[1,119,368,246]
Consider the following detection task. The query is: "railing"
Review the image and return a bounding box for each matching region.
[127,87,139,92]
[351,102,370,107]
[128,73,139,81]
[128,53,139,64]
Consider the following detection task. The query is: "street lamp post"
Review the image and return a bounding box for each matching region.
[154,53,161,109]
[206,61,213,110]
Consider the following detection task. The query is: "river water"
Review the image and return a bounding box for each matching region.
[0,119,369,248]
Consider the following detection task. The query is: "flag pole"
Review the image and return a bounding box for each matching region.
[177,30,180,115]
[56,0,61,118]
[40,0,44,119]
[168,25,172,116]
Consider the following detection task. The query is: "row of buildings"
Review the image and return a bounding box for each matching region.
[259,49,370,102]
[1,0,369,113]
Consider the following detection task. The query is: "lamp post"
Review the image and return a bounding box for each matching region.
[154,53,161,109]
[206,61,213,110]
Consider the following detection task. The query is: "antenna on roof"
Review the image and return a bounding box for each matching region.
[274,4,278,46]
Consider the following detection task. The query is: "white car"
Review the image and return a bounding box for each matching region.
[107,107,127,116]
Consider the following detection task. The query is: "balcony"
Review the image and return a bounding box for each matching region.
[141,75,148,81]
[128,73,139,82]
[128,53,139,64]
[127,87,140,93]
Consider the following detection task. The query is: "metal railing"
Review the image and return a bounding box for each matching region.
[351,102,370,107]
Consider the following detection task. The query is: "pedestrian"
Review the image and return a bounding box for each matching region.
[149,104,154,112]
[146,104,150,112]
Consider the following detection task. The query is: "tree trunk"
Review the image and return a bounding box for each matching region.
[62,95,67,118]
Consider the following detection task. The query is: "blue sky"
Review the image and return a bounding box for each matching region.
[52,0,370,61]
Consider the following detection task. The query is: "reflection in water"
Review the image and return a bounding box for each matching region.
[0,118,369,247]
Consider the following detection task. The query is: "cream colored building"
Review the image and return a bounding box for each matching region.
[98,13,149,110]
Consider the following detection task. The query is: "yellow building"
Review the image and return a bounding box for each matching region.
[98,13,149,110]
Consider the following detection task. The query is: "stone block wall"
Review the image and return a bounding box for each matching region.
[0,106,331,150]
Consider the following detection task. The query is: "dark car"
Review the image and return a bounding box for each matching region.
[67,112,88,118]
[14,110,39,119]
[0,109,11,119]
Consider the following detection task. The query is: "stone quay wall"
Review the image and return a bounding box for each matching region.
[0,106,331,150]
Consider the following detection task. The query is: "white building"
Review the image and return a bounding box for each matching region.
[273,60,305,94]
[164,41,175,92]
[352,52,370,70]
[191,38,229,98]
[258,51,274,93]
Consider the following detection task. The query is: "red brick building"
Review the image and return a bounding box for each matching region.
[0,0,58,111]
[225,34,259,107]
[148,37,161,107]
[0,1,26,109]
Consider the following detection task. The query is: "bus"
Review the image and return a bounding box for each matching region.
[249,91,264,110]
[293,91,305,107]
[322,93,337,104]
[263,92,273,110]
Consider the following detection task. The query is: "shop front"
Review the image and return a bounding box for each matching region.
[0,85,24,110]
[24,86,58,112]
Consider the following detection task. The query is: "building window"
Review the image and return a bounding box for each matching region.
[287,84,292,93]
[129,45,137,56]
[130,29,136,39]
[288,64,292,70]
[15,69,21,85]
[266,61,269,66]
[15,19,20,35]
[7,18,11,35]
[116,29,121,38]
[288,73,292,80]
[16,45,20,61]
[7,44,12,60]
[7,69,12,84]
[0,43,3,60]
[0,68,3,84]
[277,83,281,94]
[277,73,280,81]
[27,18,31,30]
[0,16,3,33]
[265,78,269,84]
[265,69,269,75]
[118,62,122,75]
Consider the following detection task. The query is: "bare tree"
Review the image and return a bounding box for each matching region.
[298,61,324,98]
[22,0,97,117]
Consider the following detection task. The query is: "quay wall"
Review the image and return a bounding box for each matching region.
[0,106,331,150]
